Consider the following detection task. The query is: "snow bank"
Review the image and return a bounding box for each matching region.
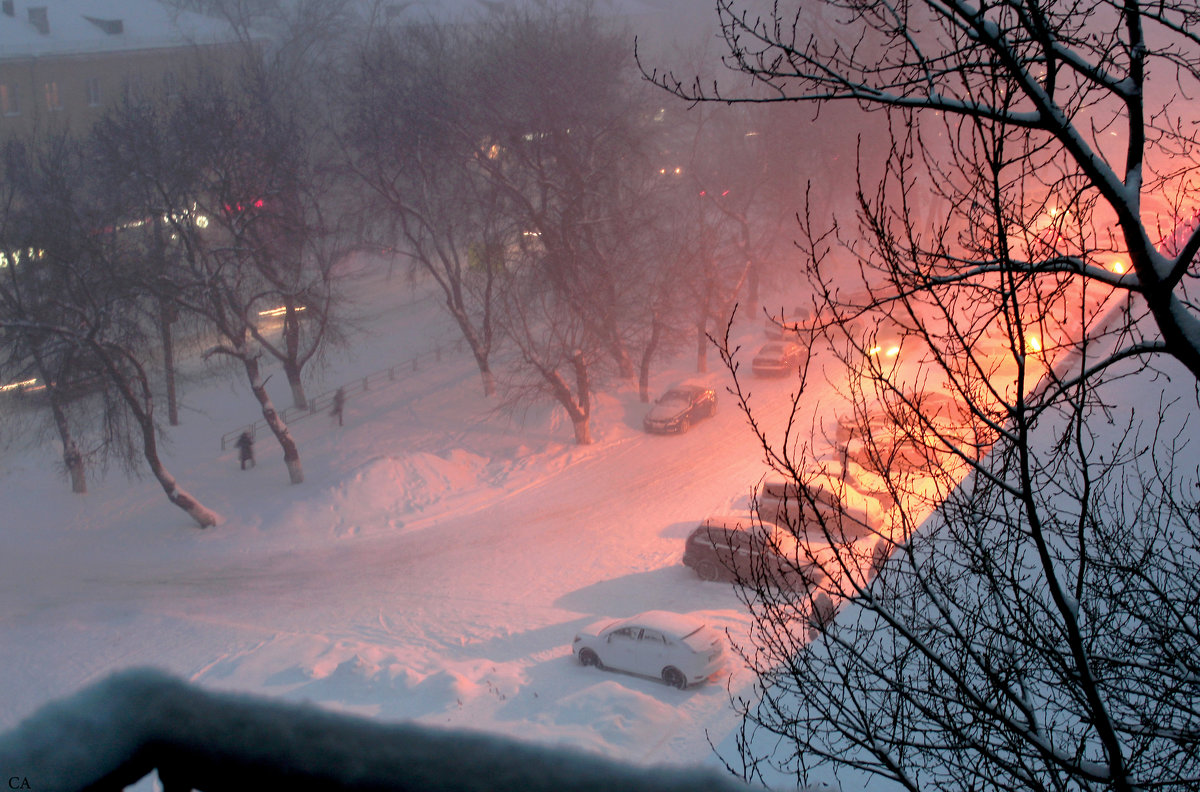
[532,680,684,756]
[0,668,753,792]
[275,450,489,538]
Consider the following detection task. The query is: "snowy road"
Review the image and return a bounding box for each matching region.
[0,277,849,773]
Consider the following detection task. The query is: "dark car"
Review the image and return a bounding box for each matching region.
[643,383,717,434]
[763,305,816,340]
[751,341,803,377]
[682,515,825,590]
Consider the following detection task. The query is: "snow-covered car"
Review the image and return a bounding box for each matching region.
[755,474,882,542]
[763,305,817,340]
[643,382,717,434]
[682,515,823,590]
[864,316,907,361]
[751,341,803,377]
[834,391,972,475]
[573,610,726,689]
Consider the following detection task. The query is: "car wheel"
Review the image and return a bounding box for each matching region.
[707,400,717,417]
[678,418,690,433]
[578,648,602,668]
[662,666,687,689]
[694,560,721,582]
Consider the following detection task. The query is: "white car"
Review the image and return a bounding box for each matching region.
[573,610,725,689]
[751,341,804,377]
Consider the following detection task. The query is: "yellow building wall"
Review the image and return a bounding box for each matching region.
[0,42,246,141]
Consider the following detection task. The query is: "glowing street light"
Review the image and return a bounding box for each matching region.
[258,306,306,318]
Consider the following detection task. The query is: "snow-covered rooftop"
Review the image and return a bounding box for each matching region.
[0,0,241,59]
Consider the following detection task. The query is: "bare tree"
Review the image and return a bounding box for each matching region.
[497,273,599,445]
[643,2,1200,790]
[628,182,705,401]
[339,17,505,397]
[468,2,662,385]
[93,59,354,485]
[88,93,205,429]
[649,0,1200,381]
[686,101,810,316]
[1,137,92,493]
[0,134,220,527]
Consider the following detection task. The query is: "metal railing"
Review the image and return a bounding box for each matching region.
[219,340,464,451]
[0,669,759,792]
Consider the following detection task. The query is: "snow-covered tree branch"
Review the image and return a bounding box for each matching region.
[647,2,1200,789]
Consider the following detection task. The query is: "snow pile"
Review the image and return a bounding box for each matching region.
[283,451,490,538]
[275,642,526,720]
[532,680,684,757]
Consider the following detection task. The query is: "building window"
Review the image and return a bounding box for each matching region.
[86,77,101,107]
[44,81,61,111]
[0,83,19,116]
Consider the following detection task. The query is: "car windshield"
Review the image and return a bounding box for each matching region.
[660,389,692,402]
[681,625,719,652]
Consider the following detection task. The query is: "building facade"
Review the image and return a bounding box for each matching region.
[0,0,245,140]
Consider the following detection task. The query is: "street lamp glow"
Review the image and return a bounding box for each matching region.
[258,306,306,318]
[0,378,38,393]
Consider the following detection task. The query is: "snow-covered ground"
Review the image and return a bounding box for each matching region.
[0,260,857,786]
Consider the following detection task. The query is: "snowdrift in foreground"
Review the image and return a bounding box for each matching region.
[0,668,753,792]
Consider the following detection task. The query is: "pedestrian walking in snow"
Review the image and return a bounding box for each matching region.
[236,430,255,470]
[330,387,345,427]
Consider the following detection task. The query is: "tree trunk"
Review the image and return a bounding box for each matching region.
[696,279,713,373]
[283,304,308,409]
[34,351,86,493]
[160,299,179,427]
[610,338,636,380]
[572,416,593,445]
[48,397,86,494]
[244,355,304,484]
[283,357,307,412]
[536,354,593,445]
[462,322,496,397]
[65,450,87,494]
[448,302,496,398]
[603,311,636,380]
[638,315,663,403]
[93,343,220,528]
[150,220,180,426]
[141,425,222,528]
[747,260,760,308]
[570,351,593,444]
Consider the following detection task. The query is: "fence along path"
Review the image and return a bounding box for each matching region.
[219,340,464,451]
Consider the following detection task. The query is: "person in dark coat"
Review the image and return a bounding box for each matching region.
[330,387,345,427]
[236,430,255,470]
